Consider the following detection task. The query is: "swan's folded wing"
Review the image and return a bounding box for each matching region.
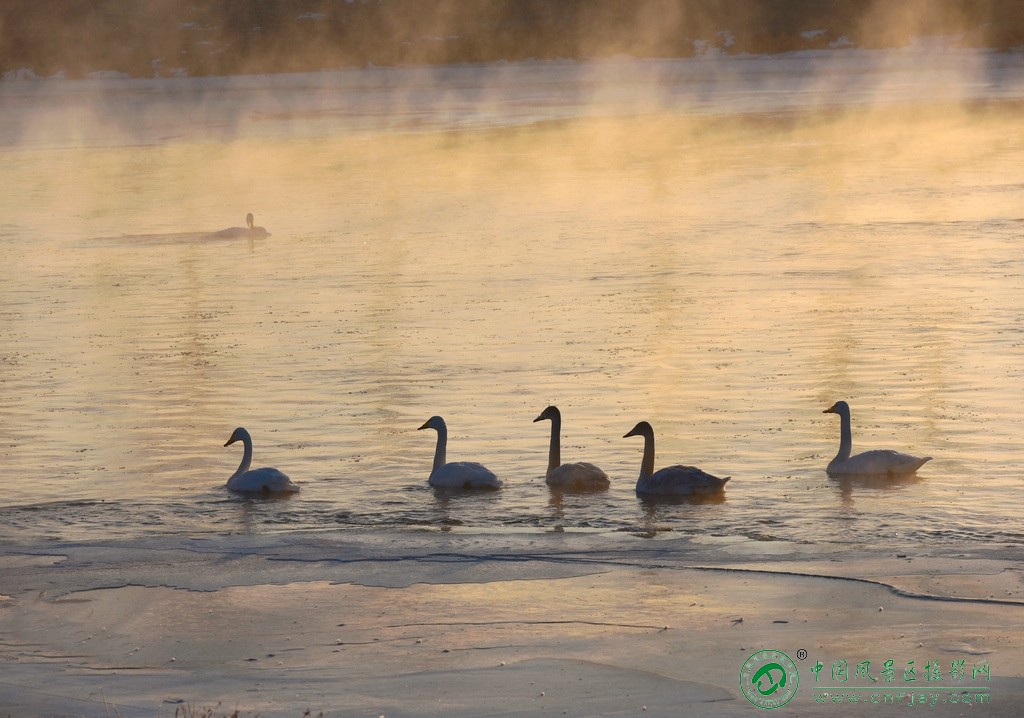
[430,461,502,489]
[638,465,729,495]
[832,450,930,476]
[546,461,610,490]
[228,467,299,493]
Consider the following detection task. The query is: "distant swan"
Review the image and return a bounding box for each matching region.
[223,427,300,494]
[823,401,931,477]
[624,421,730,496]
[418,415,502,489]
[533,406,609,490]
[214,213,270,238]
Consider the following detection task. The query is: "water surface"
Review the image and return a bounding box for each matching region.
[2,49,1024,550]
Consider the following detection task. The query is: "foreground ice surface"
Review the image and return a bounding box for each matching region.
[1,530,1023,716]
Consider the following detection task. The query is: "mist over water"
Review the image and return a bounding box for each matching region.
[1,48,1024,550]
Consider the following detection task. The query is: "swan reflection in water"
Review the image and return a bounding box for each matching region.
[633,490,728,537]
[213,213,270,238]
[833,472,924,508]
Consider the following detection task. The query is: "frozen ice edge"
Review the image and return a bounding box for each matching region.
[4,528,1024,607]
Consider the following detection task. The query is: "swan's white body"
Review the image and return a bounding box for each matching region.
[224,427,300,494]
[418,415,502,489]
[624,421,729,496]
[534,406,609,490]
[823,401,931,477]
[214,213,269,238]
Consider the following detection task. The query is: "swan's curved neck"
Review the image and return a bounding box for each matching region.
[431,425,448,472]
[638,431,656,480]
[834,409,852,463]
[231,435,253,480]
[546,415,562,471]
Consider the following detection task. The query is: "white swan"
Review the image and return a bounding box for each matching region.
[624,421,730,496]
[533,406,609,490]
[823,401,931,477]
[223,427,300,494]
[214,213,270,238]
[417,415,502,489]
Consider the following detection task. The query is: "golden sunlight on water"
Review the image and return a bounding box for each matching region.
[1,66,1023,546]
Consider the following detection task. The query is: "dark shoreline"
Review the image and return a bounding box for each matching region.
[3,0,1024,80]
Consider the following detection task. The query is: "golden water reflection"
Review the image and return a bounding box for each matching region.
[1,90,1023,547]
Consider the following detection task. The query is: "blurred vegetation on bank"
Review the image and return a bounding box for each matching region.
[2,0,1023,78]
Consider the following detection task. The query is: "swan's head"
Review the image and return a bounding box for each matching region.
[224,427,250,447]
[418,415,447,432]
[623,421,654,439]
[823,401,850,416]
[245,213,255,229]
[533,405,561,423]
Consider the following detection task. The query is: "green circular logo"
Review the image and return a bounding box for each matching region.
[740,650,800,709]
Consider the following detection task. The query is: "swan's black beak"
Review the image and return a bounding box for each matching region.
[533,414,544,423]
[417,421,429,431]
[623,421,647,438]
[224,438,235,447]
[823,406,835,414]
